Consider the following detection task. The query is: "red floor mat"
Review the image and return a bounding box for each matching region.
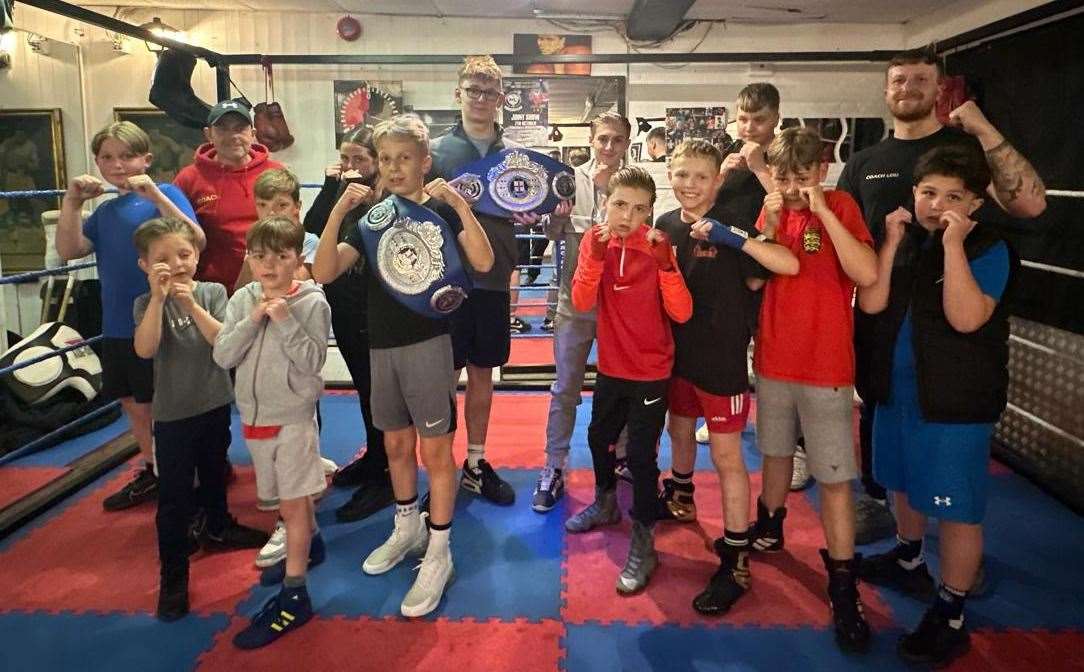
[197,616,564,671]
[950,629,1084,671]
[0,466,66,510]
[507,337,554,367]
[0,461,276,615]
[450,393,550,469]
[561,469,896,629]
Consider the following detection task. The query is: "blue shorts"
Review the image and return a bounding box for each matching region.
[873,366,993,524]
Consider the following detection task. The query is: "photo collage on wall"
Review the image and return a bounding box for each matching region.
[664,107,731,155]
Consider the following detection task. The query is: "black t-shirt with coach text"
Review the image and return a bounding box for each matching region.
[343,197,464,349]
[657,205,769,396]
[836,126,985,247]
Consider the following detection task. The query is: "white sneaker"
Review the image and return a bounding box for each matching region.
[790,446,813,491]
[400,547,455,617]
[320,456,338,476]
[695,423,710,444]
[362,513,429,575]
[254,520,287,568]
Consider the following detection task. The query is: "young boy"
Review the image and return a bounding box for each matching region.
[857,144,1013,667]
[55,121,204,512]
[749,127,878,652]
[312,114,494,617]
[565,166,692,595]
[131,217,267,622]
[214,216,332,648]
[656,139,798,614]
[242,168,342,571]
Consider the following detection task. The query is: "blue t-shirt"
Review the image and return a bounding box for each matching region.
[82,183,197,338]
[892,240,1011,378]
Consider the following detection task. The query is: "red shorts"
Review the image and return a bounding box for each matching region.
[668,376,750,434]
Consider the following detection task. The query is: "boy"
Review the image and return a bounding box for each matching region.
[214,216,332,648]
[55,121,203,511]
[565,166,692,595]
[534,112,632,512]
[656,139,798,614]
[429,55,521,505]
[857,144,1014,667]
[243,168,344,571]
[131,217,267,622]
[312,114,494,617]
[748,127,878,652]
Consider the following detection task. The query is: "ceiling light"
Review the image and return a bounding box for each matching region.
[139,17,187,53]
[531,9,625,21]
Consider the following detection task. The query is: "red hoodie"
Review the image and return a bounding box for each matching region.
[572,225,692,381]
[174,143,282,290]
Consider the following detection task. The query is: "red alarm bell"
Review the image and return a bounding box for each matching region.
[337,16,362,42]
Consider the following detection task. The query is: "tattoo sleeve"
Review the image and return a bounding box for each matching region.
[985,140,1046,207]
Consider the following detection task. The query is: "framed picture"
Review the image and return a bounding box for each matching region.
[0,109,65,273]
[629,143,643,162]
[561,145,590,167]
[407,109,461,139]
[334,80,403,146]
[113,108,204,184]
[513,34,592,75]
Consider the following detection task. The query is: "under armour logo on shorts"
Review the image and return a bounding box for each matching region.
[934,496,953,506]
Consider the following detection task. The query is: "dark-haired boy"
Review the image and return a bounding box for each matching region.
[857,144,1015,667]
[565,166,692,596]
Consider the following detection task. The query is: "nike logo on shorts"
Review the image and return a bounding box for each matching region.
[425,419,444,428]
[614,284,631,291]
[643,397,662,406]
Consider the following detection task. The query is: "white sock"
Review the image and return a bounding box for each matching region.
[427,526,451,555]
[467,444,485,470]
[395,497,420,524]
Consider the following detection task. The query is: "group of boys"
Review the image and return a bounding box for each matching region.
[52,43,1045,665]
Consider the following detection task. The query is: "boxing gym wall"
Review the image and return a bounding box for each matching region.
[945,12,1084,513]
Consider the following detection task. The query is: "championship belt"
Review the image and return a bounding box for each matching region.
[356,195,472,319]
[448,148,576,218]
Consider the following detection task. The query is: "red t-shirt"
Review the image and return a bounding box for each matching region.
[754,189,872,387]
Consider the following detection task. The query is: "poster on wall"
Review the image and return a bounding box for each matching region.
[407,109,461,140]
[334,80,403,145]
[114,109,203,183]
[502,78,550,146]
[664,107,729,155]
[513,34,592,75]
[0,109,65,273]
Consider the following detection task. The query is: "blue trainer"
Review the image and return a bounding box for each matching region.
[259,532,326,586]
[232,584,314,649]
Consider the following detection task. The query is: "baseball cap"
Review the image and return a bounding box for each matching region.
[207,99,253,126]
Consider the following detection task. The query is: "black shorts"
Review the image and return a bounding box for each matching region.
[100,337,154,403]
[517,237,531,267]
[450,289,511,369]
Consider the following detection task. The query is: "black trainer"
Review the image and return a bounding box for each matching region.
[749,498,786,552]
[156,564,189,622]
[332,452,389,488]
[509,316,532,334]
[860,545,936,598]
[460,459,515,505]
[656,478,696,522]
[821,549,872,654]
[692,539,750,615]
[335,477,395,522]
[199,517,270,552]
[103,465,158,511]
[898,606,970,667]
[531,466,565,512]
[541,317,555,333]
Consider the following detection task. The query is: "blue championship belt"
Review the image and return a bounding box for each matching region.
[356,195,472,319]
[448,148,576,218]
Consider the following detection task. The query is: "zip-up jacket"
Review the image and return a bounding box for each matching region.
[213,280,331,426]
[174,143,282,290]
[572,225,692,381]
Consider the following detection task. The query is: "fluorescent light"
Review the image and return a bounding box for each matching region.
[531,9,625,21]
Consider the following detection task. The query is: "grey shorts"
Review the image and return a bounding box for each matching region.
[371,334,458,438]
[755,375,857,484]
[246,417,327,502]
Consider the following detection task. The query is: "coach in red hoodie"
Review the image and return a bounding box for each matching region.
[566,166,692,596]
[174,99,283,291]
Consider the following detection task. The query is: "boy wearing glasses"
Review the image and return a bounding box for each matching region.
[427,55,519,506]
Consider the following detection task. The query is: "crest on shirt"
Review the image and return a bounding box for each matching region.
[802,226,822,254]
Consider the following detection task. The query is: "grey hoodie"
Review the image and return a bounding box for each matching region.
[213,280,331,427]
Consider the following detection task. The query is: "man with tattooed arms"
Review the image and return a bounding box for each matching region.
[836,44,1045,593]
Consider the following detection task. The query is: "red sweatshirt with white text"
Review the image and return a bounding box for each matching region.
[572,225,692,381]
